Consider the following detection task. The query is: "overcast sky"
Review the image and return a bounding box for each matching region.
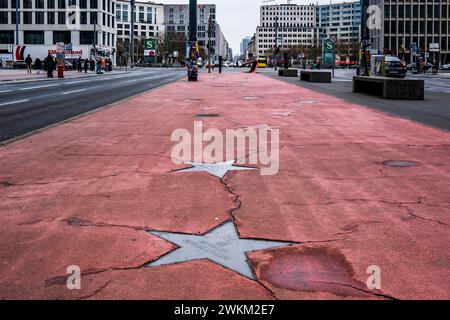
[156,0,336,55]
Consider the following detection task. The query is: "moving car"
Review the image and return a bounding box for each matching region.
[385,56,407,78]
[257,57,267,68]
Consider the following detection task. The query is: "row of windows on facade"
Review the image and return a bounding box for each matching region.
[258,33,314,39]
[261,11,314,16]
[166,25,213,32]
[117,23,157,30]
[0,11,114,27]
[384,4,449,19]
[262,17,314,21]
[384,35,448,51]
[384,19,449,34]
[0,29,113,45]
[115,10,155,24]
[168,13,213,20]
[167,6,215,14]
[116,30,155,37]
[0,0,113,12]
[261,23,315,28]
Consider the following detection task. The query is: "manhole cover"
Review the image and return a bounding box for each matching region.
[382,160,418,168]
[194,114,220,118]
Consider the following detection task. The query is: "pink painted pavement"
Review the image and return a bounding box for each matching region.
[0,71,449,300]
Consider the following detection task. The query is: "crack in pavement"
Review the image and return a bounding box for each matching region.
[309,280,399,300]
[75,280,112,300]
[65,217,149,231]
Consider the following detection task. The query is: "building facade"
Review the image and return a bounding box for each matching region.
[115,0,164,44]
[383,0,449,64]
[315,1,361,46]
[256,3,315,57]
[0,0,116,61]
[164,3,225,61]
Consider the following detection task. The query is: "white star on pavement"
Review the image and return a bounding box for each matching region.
[147,222,293,279]
[175,160,256,178]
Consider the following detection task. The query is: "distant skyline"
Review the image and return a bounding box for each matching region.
[155,0,351,55]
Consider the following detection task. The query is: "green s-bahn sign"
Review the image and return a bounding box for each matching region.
[322,39,335,68]
[144,39,157,64]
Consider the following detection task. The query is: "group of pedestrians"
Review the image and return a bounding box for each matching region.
[23,55,113,78]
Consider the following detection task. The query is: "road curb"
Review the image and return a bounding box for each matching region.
[0,70,130,86]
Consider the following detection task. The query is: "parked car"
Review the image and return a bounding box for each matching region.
[407,62,433,72]
[440,64,450,71]
[13,60,27,68]
[385,56,407,78]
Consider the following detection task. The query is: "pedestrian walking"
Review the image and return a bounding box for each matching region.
[84,59,88,73]
[77,57,82,72]
[108,59,112,72]
[96,56,103,74]
[34,58,42,75]
[25,54,33,74]
[45,54,54,78]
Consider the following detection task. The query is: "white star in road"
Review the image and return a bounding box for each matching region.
[175,160,256,178]
[147,222,293,279]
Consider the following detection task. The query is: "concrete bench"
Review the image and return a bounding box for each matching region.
[278,69,298,77]
[300,71,332,83]
[353,76,424,100]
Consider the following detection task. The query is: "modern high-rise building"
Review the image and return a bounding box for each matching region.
[383,0,449,64]
[240,36,251,56]
[255,3,315,57]
[0,0,116,61]
[315,1,361,46]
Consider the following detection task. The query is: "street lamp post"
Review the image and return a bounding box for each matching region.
[360,0,369,76]
[274,16,279,71]
[131,0,135,68]
[207,17,214,73]
[15,0,19,45]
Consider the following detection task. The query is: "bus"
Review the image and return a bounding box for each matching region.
[257,57,267,68]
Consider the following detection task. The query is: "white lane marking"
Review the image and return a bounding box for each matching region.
[0,99,30,106]
[0,90,12,93]
[19,84,57,91]
[125,79,138,83]
[66,79,92,85]
[61,88,86,95]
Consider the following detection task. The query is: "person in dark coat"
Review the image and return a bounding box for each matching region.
[77,57,82,72]
[84,59,88,73]
[25,54,33,74]
[46,55,54,78]
[34,58,42,74]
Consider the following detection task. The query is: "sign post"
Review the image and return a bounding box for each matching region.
[56,42,65,78]
[322,39,335,73]
[144,39,157,66]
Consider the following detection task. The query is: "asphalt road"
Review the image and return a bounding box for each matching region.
[0,68,185,143]
[260,68,450,132]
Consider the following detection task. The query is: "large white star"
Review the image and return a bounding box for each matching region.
[175,160,256,178]
[147,222,293,279]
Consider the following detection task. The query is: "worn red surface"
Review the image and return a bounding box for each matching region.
[0,71,449,299]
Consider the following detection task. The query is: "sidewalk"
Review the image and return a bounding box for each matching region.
[0,68,127,84]
[0,71,449,299]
